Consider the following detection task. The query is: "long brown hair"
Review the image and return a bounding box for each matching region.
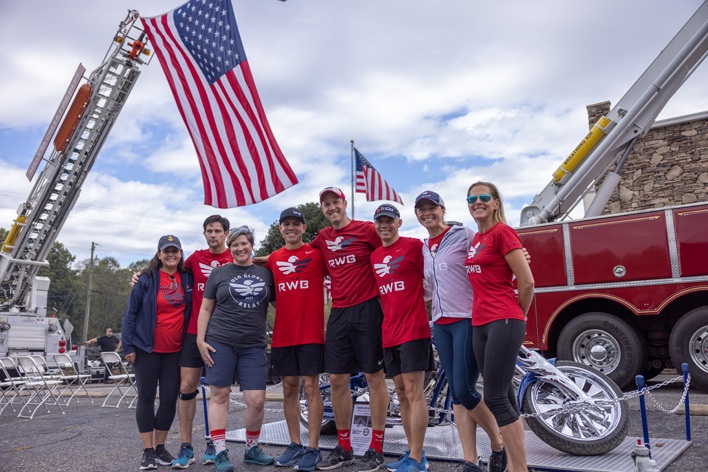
[467,181,507,225]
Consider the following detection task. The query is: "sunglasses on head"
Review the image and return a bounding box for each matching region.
[466,194,492,204]
[229,225,254,236]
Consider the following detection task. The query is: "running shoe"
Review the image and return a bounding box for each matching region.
[140,448,157,470]
[244,445,275,465]
[316,445,355,470]
[358,448,385,472]
[155,445,175,466]
[215,450,235,472]
[203,441,217,465]
[275,442,305,467]
[172,445,195,469]
[294,447,323,471]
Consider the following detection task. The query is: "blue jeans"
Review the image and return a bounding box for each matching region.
[433,319,482,410]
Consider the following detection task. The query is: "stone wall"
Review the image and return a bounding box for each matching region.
[585,101,708,213]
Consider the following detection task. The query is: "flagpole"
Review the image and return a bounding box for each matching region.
[350,139,355,219]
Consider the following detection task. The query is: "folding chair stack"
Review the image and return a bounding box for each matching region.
[52,353,93,405]
[15,355,65,419]
[100,351,138,408]
[1,357,26,415]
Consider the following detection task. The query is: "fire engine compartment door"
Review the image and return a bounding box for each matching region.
[569,213,671,284]
[6,319,47,350]
[673,205,708,277]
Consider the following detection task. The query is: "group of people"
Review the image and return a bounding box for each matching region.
[120,182,534,472]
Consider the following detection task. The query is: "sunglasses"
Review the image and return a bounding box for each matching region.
[466,194,492,204]
[168,274,178,290]
[229,225,254,236]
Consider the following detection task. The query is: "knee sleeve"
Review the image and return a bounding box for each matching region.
[178,389,199,401]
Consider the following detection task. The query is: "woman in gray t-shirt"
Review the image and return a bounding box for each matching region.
[196,226,276,470]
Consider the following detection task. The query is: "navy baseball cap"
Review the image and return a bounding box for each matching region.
[158,235,182,251]
[415,190,445,208]
[279,207,305,223]
[374,204,400,220]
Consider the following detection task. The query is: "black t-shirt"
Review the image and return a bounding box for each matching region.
[97,335,120,352]
[204,263,274,348]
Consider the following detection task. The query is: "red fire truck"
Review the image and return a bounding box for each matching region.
[518,1,708,390]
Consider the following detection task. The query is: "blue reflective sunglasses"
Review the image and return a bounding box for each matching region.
[466,194,492,204]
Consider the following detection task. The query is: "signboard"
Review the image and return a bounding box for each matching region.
[350,402,375,456]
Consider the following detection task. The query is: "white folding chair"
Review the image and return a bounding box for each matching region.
[100,351,137,408]
[0,357,28,415]
[15,356,65,419]
[52,353,93,405]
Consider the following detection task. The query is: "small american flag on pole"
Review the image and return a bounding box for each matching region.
[354,147,403,204]
[141,0,298,208]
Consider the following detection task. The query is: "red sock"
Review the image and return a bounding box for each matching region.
[370,429,385,454]
[337,429,352,451]
[211,429,226,454]
[246,429,261,448]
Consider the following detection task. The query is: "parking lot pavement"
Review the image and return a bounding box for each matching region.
[0,373,706,472]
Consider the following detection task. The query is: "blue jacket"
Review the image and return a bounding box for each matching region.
[121,269,193,355]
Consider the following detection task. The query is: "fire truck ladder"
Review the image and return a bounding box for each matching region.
[0,11,151,310]
[521,0,708,226]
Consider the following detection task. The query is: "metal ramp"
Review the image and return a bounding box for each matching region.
[228,420,690,471]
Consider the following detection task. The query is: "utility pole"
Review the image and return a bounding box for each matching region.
[82,242,98,342]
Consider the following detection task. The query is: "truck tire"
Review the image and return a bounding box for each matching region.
[557,312,644,389]
[669,306,708,392]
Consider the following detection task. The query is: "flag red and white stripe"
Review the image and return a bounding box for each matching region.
[141,0,298,208]
[353,147,403,204]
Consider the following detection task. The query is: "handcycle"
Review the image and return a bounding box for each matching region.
[300,345,629,456]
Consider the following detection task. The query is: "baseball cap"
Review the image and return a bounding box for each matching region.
[158,235,182,251]
[374,204,400,220]
[319,186,347,202]
[415,190,445,208]
[279,207,305,223]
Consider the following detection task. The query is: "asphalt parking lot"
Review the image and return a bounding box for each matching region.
[0,371,706,472]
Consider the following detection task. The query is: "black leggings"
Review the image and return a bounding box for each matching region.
[133,349,181,433]
[472,318,525,427]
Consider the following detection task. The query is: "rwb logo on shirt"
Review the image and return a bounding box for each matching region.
[373,255,404,277]
[379,280,405,295]
[276,256,312,275]
[229,274,268,308]
[197,261,224,291]
[325,236,356,252]
[328,254,356,268]
[467,242,486,258]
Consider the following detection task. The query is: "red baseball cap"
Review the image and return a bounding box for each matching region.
[319,186,347,202]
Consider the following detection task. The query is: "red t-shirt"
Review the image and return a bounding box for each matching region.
[154,271,186,353]
[312,220,382,308]
[184,248,233,334]
[465,223,524,326]
[266,244,326,347]
[370,237,431,348]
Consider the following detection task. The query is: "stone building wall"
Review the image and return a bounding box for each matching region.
[585,101,708,214]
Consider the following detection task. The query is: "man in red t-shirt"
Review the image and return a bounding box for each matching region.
[266,207,327,471]
[175,215,233,467]
[369,204,433,472]
[310,187,387,471]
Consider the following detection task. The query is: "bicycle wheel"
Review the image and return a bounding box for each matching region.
[522,361,629,455]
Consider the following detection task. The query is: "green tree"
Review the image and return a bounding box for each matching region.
[37,242,81,323]
[255,202,329,256]
[0,227,7,242]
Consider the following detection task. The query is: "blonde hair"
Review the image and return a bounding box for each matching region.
[467,181,507,225]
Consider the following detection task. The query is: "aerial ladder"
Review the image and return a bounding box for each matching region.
[520,0,708,226]
[0,11,151,314]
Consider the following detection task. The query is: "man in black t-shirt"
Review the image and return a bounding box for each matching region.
[88,328,121,381]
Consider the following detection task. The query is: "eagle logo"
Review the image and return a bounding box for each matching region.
[199,260,222,278]
[467,242,486,259]
[229,279,266,297]
[325,236,356,252]
[373,255,404,277]
[276,256,312,274]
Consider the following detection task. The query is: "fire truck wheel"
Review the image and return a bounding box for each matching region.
[557,312,644,389]
[669,306,708,392]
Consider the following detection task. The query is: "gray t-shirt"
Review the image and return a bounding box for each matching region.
[203,263,274,348]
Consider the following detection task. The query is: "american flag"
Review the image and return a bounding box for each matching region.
[354,147,403,204]
[141,0,298,208]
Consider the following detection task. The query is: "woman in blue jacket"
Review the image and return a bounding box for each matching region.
[122,235,193,471]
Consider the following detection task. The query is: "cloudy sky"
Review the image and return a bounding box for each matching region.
[1,0,706,267]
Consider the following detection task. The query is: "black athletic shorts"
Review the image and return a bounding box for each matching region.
[270,344,325,377]
[179,333,205,369]
[384,338,435,378]
[325,297,384,374]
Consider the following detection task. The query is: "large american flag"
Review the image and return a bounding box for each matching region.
[141,0,298,208]
[354,147,403,204]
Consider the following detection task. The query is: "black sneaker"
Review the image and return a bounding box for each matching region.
[155,445,175,466]
[316,445,355,470]
[460,460,483,472]
[140,448,157,470]
[358,448,385,472]
[487,448,508,472]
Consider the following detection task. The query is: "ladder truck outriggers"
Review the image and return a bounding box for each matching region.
[516,1,708,390]
[0,11,151,370]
